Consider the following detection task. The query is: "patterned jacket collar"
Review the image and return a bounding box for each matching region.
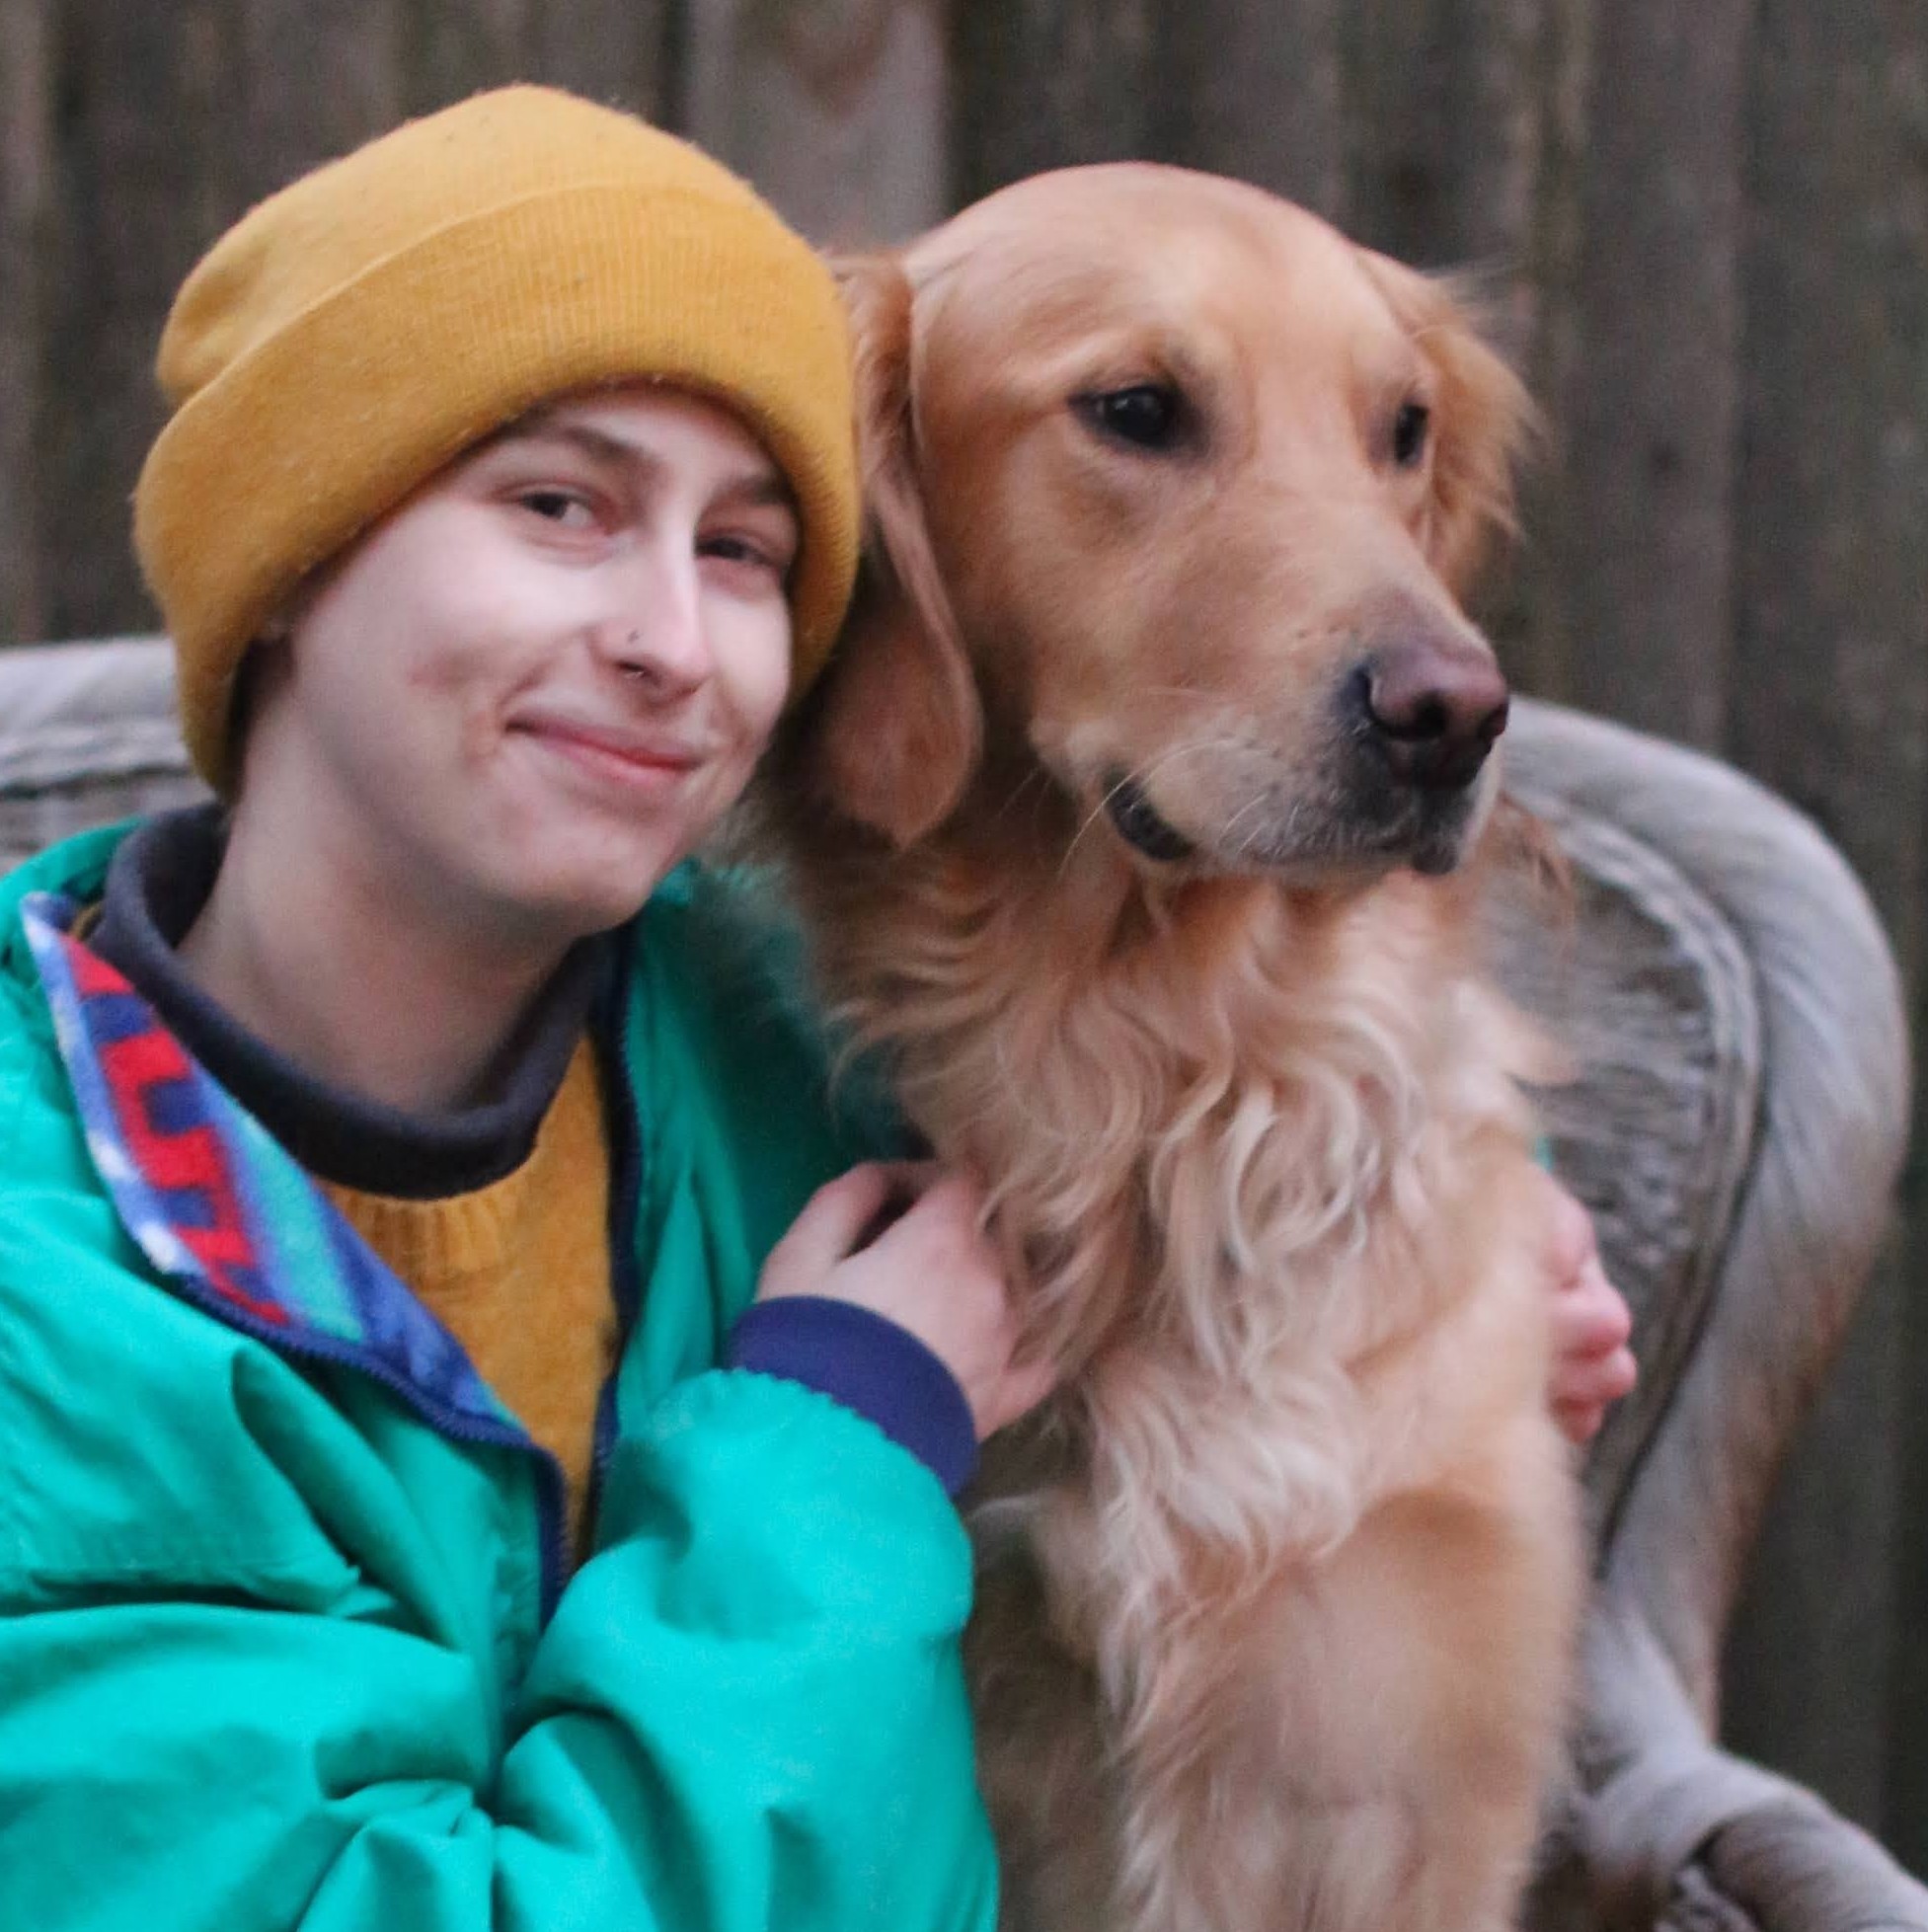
[20,887,536,1452]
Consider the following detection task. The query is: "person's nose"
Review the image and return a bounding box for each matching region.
[592,537,713,700]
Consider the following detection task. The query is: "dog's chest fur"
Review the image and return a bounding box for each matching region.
[802,833,1539,1573]
[787,825,1577,1932]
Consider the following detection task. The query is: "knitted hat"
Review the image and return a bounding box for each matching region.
[134,85,859,793]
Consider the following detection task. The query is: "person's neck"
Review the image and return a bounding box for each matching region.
[178,799,571,1119]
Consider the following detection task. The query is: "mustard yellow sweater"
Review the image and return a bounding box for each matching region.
[323,1037,616,1549]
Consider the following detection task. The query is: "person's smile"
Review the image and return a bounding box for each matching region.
[506,701,713,799]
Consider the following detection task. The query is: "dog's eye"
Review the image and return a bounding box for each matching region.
[1076,383,1187,453]
[1391,401,1431,468]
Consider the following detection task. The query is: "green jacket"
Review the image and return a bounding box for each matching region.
[0,823,997,1930]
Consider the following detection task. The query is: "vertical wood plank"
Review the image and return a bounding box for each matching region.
[1441,0,1545,270]
[526,0,673,121]
[0,0,54,644]
[1152,0,1344,217]
[1341,0,1543,269]
[1501,0,1592,703]
[684,0,946,245]
[1539,0,1752,751]
[1337,0,1550,664]
[404,0,531,115]
[39,0,234,640]
[1726,1,1928,976]
[949,0,1160,205]
[1721,0,1928,1840]
[229,0,405,208]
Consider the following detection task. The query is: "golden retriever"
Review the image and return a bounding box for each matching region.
[767,163,1583,1932]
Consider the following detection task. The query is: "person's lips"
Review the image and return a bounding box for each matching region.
[508,707,710,792]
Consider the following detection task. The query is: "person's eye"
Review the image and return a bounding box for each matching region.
[516,488,599,529]
[700,532,792,578]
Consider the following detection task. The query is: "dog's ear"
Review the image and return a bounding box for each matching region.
[790,251,982,846]
[1359,252,1537,601]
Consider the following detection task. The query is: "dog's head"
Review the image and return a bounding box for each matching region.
[783,163,1533,885]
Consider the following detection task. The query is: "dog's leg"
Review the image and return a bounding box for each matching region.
[1084,1428,1579,1932]
[1251,1439,1579,1932]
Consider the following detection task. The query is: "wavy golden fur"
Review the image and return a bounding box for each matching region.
[766,163,1582,1932]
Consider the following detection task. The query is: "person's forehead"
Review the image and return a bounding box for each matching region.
[505,384,786,493]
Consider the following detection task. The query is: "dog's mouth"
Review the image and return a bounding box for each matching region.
[1103,771,1197,863]
[1097,762,1486,881]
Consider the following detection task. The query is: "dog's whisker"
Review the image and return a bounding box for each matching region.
[1056,736,1273,878]
[993,766,1049,824]
[1060,773,1134,879]
[1219,789,1274,861]
[1059,750,1192,878]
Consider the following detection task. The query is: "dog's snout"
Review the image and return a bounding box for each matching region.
[1356,641,1509,790]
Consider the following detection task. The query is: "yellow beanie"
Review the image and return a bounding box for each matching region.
[134,85,859,793]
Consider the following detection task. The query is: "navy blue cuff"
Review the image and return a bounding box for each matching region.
[724,1296,978,1498]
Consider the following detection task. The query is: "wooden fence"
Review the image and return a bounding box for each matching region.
[3,0,1925,1870]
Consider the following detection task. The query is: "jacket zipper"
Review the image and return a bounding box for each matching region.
[583,924,648,1558]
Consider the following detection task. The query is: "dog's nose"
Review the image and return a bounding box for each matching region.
[1357,642,1510,790]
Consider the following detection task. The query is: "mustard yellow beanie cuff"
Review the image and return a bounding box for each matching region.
[133,87,859,793]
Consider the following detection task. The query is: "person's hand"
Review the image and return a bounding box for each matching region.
[758,1162,1056,1439]
[1540,1174,1638,1444]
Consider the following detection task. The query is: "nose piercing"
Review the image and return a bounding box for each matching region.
[620,631,656,681]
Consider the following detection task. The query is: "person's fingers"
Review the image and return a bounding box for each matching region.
[845,1160,945,1251]
[1554,1398,1604,1445]
[1556,1343,1639,1445]
[1551,1259,1633,1350]
[861,1167,989,1268]
[760,1161,1044,1439]
[1548,1286,1605,1359]
[1576,1350,1637,1403]
[1580,1259,1633,1342]
[1555,1345,1639,1420]
[1541,1176,1598,1283]
[1548,1240,1637,1443]
[759,1164,901,1295]
[1598,1345,1639,1400]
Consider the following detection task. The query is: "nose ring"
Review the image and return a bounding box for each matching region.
[620,631,655,681]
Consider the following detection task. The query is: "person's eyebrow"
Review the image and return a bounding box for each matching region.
[489,412,794,514]
[710,469,797,514]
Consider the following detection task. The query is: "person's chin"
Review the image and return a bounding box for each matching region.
[487,755,746,931]
[487,825,679,938]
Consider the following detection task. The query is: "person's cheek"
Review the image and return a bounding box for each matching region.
[747,600,795,741]
[705,584,787,729]
[673,601,784,859]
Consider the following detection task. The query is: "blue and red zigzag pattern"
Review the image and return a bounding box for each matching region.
[61,934,287,1327]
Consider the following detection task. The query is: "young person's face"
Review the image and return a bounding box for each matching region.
[248,386,800,941]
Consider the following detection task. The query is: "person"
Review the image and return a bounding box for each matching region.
[0,84,1632,1930]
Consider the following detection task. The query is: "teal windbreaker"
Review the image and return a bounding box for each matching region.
[0,823,998,1929]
